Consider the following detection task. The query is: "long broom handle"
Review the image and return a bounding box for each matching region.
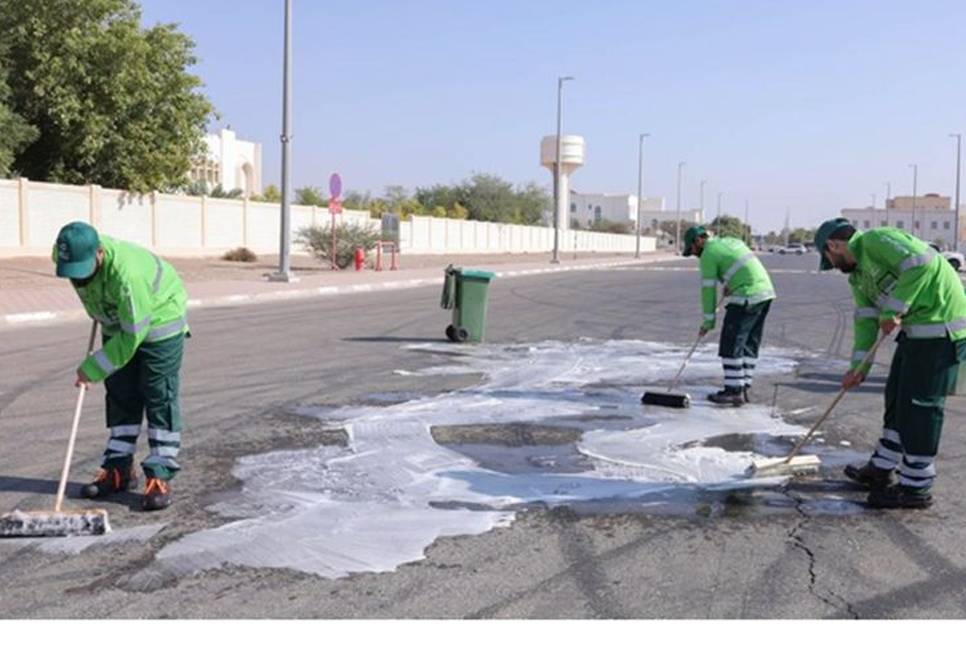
[667,294,726,393]
[781,330,889,465]
[667,331,705,393]
[54,321,98,512]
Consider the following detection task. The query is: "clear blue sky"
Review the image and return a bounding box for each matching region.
[140,0,966,233]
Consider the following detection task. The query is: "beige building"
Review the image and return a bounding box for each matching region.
[189,128,262,197]
[841,194,964,250]
[887,194,950,211]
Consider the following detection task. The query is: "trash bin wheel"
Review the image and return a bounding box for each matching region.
[454,327,469,342]
[445,325,458,342]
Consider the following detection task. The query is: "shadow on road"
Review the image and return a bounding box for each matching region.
[343,336,445,344]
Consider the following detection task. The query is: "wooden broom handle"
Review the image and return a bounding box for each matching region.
[54,321,98,512]
[667,331,705,393]
[782,331,889,465]
[667,294,726,393]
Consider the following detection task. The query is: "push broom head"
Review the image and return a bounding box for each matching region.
[641,391,691,408]
[0,508,109,538]
[747,455,821,478]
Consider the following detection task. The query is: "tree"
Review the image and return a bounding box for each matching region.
[0,67,36,176]
[184,180,242,199]
[787,227,816,244]
[0,0,215,191]
[295,186,327,207]
[512,181,551,225]
[451,202,469,220]
[251,184,281,203]
[342,190,371,210]
[710,214,750,241]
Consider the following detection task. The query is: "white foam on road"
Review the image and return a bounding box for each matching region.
[127,339,812,581]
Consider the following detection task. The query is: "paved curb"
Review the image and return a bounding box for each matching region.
[1,256,673,331]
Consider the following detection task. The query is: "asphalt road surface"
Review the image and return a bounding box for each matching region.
[3,253,966,619]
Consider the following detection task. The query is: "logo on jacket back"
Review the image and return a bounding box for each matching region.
[57,242,70,261]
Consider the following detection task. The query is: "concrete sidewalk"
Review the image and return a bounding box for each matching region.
[0,250,676,330]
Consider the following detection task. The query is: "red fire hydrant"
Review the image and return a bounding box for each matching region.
[354,247,365,271]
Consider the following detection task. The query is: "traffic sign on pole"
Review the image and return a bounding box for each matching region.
[329,173,342,202]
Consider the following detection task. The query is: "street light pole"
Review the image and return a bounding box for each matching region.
[699,180,707,223]
[717,191,724,218]
[675,162,686,254]
[910,163,918,239]
[884,181,891,231]
[744,199,750,245]
[552,75,574,265]
[271,0,295,282]
[635,133,650,259]
[951,134,962,251]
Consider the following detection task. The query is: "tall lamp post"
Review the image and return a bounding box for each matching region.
[675,162,686,253]
[271,0,295,282]
[884,180,891,231]
[717,191,724,218]
[699,180,707,223]
[744,199,750,245]
[635,133,650,259]
[910,163,919,239]
[951,134,962,251]
[552,75,575,265]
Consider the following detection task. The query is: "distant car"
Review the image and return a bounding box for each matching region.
[929,243,965,272]
[777,243,806,255]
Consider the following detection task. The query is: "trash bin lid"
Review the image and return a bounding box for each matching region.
[458,269,496,280]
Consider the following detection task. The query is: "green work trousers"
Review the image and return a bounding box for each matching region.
[874,333,966,491]
[718,300,772,390]
[102,333,185,480]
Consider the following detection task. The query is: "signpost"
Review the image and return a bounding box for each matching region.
[328,173,343,270]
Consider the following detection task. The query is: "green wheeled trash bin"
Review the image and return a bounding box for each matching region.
[440,265,496,342]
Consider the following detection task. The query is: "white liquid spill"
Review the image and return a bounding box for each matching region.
[146,340,812,581]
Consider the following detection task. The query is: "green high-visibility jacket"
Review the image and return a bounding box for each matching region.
[847,228,966,372]
[62,236,189,383]
[699,237,775,330]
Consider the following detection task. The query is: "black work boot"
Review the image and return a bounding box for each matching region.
[843,461,894,490]
[708,387,744,406]
[142,477,172,511]
[743,386,752,403]
[80,466,138,499]
[867,485,933,510]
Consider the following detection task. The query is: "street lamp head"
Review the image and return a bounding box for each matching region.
[559,75,574,83]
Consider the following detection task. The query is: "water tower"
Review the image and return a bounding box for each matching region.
[540,135,586,231]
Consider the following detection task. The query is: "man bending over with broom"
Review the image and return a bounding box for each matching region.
[682,226,775,406]
[815,218,966,509]
[54,222,188,511]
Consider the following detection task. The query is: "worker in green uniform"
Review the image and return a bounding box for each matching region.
[53,222,188,511]
[815,218,966,509]
[682,226,776,406]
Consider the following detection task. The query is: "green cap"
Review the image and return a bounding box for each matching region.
[682,226,707,257]
[813,218,853,271]
[54,222,100,278]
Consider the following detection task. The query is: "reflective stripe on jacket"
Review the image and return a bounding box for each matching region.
[699,237,775,330]
[66,236,189,382]
[847,228,966,372]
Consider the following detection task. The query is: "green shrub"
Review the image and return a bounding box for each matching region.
[222,247,258,262]
[296,223,382,269]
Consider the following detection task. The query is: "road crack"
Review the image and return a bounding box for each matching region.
[786,490,860,619]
